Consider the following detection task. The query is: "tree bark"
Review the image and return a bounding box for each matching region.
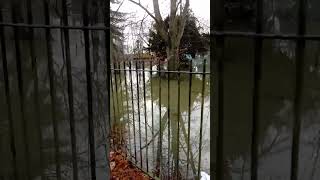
[167,46,179,72]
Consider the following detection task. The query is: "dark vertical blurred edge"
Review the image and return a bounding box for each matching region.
[104,0,111,178]
[26,0,45,179]
[211,0,225,180]
[0,5,18,180]
[10,1,31,179]
[61,0,76,179]
[290,0,306,180]
[82,0,96,179]
[43,0,62,179]
[251,0,263,179]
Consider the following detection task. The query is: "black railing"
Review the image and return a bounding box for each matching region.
[110,59,210,179]
[1,0,318,180]
[0,0,110,179]
[212,0,310,180]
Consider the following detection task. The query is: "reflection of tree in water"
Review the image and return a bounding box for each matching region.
[212,37,296,179]
[149,71,210,178]
[108,63,210,178]
[215,37,320,179]
[1,1,109,179]
[109,39,320,179]
[109,0,320,178]
[1,31,109,180]
[0,39,66,179]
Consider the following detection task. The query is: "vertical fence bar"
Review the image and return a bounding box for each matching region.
[186,61,193,178]
[104,2,111,174]
[0,9,18,180]
[82,1,96,179]
[123,61,132,157]
[117,61,124,145]
[118,61,125,146]
[113,62,122,146]
[26,1,44,179]
[176,64,181,179]
[113,62,120,126]
[212,0,225,179]
[158,58,162,178]
[142,61,149,171]
[291,0,306,179]
[43,1,62,179]
[149,62,155,168]
[197,59,207,179]
[135,61,143,168]
[129,61,137,163]
[167,66,171,178]
[251,0,263,179]
[210,0,214,177]
[61,0,77,179]
[117,61,124,125]
[110,70,116,146]
[10,2,31,179]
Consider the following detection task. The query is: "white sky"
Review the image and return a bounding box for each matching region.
[111,0,210,53]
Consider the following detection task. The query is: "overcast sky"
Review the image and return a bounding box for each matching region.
[115,0,210,22]
[111,0,210,52]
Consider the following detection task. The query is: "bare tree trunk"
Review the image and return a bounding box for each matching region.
[129,0,189,71]
[166,46,180,79]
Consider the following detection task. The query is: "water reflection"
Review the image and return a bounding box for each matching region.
[111,61,210,179]
[219,38,320,180]
[1,28,109,180]
[111,38,320,180]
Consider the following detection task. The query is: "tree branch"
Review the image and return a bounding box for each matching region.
[111,0,125,19]
[128,0,157,21]
[139,13,151,46]
[169,0,178,35]
[176,0,182,11]
[152,0,163,22]
[177,0,190,41]
[152,0,168,41]
[170,0,177,17]
[128,0,168,41]
[182,0,190,17]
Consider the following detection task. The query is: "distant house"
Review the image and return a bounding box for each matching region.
[133,53,155,61]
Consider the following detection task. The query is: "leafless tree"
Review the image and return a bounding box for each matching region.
[128,0,190,71]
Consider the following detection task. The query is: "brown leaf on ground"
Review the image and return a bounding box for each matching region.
[110,150,153,180]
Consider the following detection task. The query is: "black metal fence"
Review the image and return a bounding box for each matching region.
[1,0,319,180]
[212,0,316,180]
[0,0,110,179]
[110,59,210,179]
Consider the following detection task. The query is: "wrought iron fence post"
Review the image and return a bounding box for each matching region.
[291,0,307,180]
[11,2,31,179]
[212,0,225,180]
[197,59,207,179]
[104,1,111,178]
[61,0,77,179]
[82,0,96,179]
[251,0,263,179]
[0,7,18,180]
